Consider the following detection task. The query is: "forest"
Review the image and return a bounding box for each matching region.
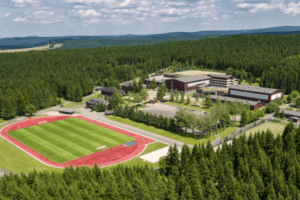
[0,122,300,199]
[0,33,300,120]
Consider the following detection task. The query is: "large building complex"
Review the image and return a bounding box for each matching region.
[207,74,238,88]
[228,85,284,104]
[165,75,211,94]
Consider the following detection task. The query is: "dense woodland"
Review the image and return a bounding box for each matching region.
[0,34,300,119]
[0,123,300,199]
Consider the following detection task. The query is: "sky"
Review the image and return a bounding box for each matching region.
[0,0,300,38]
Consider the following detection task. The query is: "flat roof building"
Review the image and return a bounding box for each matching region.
[101,87,125,96]
[228,85,284,104]
[282,110,300,123]
[165,75,211,94]
[207,74,238,88]
[209,95,264,110]
[86,98,110,110]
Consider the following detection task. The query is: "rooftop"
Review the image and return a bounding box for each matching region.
[101,87,125,95]
[209,95,262,106]
[121,82,133,87]
[87,98,109,105]
[175,75,211,83]
[283,109,300,117]
[229,84,283,94]
[207,74,233,78]
[145,76,173,83]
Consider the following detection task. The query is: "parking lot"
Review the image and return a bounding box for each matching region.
[140,103,206,118]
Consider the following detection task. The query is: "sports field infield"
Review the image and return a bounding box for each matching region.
[7,118,135,163]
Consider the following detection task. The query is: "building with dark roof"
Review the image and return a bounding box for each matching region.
[165,75,211,94]
[207,74,238,88]
[121,82,133,94]
[101,87,125,96]
[209,95,264,110]
[196,89,227,97]
[59,110,75,115]
[282,110,300,122]
[86,98,110,110]
[163,74,180,78]
[228,85,284,104]
[144,76,173,87]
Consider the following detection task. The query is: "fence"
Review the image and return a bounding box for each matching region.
[210,117,273,147]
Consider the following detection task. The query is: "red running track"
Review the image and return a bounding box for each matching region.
[0,115,155,168]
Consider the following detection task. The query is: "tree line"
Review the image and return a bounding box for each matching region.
[1,122,300,199]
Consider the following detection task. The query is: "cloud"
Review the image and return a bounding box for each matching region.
[70,9,101,18]
[33,11,54,18]
[12,17,27,22]
[222,14,230,19]
[0,13,10,18]
[89,18,99,23]
[283,2,300,15]
[235,1,300,15]
[10,0,39,7]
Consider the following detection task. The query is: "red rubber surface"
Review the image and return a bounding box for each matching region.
[0,115,155,168]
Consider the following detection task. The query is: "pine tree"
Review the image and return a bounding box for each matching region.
[282,122,295,140]
[186,96,190,105]
[170,92,174,102]
[240,108,249,127]
[180,91,185,103]
[280,110,285,119]
[164,117,170,130]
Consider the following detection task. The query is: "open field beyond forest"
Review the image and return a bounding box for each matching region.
[237,121,286,138]
[173,70,226,76]
[0,43,63,53]
[7,118,135,163]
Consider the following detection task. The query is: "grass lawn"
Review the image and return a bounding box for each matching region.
[7,118,135,163]
[97,142,168,170]
[0,114,65,174]
[237,121,286,138]
[166,101,213,112]
[217,127,237,139]
[198,135,218,145]
[106,115,216,145]
[120,101,134,107]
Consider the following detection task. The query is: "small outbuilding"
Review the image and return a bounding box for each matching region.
[283,109,300,122]
[289,116,300,123]
[101,87,125,97]
[105,110,115,115]
[149,100,157,104]
[59,110,74,115]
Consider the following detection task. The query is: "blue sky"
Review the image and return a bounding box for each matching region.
[0,0,300,38]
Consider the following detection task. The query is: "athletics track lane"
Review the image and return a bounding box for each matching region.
[0,115,155,168]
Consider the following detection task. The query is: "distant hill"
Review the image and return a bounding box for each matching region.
[1,25,300,50]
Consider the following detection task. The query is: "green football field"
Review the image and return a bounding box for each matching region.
[7,118,135,163]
